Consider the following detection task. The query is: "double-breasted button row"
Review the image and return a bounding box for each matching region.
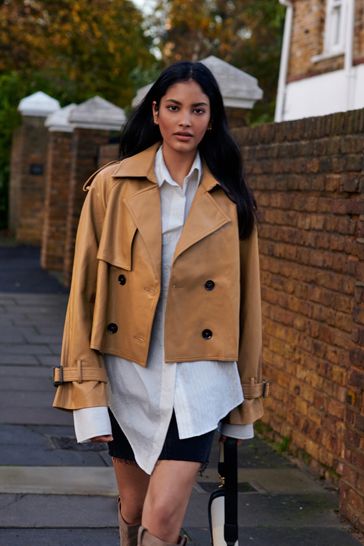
[204,279,215,291]
[118,274,126,285]
[107,322,118,334]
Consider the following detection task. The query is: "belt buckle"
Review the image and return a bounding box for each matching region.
[262,380,270,398]
[53,366,64,387]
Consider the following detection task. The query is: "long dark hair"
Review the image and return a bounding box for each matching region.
[120,61,256,239]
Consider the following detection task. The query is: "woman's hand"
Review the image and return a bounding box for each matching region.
[219,434,243,446]
[90,435,113,443]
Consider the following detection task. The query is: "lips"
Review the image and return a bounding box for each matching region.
[174,132,193,137]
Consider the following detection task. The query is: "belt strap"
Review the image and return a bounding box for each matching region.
[53,362,107,386]
[223,438,238,546]
[242,379,270,399]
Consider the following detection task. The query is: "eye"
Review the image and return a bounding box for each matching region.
[167,105,179,112]
[193,108,206,115]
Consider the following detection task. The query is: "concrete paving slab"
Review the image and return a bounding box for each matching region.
[186,526,364,546]
[185,490,341,528]
[0,407,72,426]
[0,446,108,467]
[0,528,119,546]
[37,355,60,366]
[11,317,65,327]
[0,246,68,294]
[0,365,52,378]
[0,354,39,365]
[0,424,52,446]
[0,425,109,466]
[0,390,55,409]
[0,467,117,496]
[209,435,294,469]
[48,343,63,355]
[0,375,53,391]
[199,467,326,494]
[0,331,26,343]
[0,528,117,546]
[0,494,118,528]
[0,343,53,355]
[2,306,64,317]
[20,333,61,344]
[0,465,336,499]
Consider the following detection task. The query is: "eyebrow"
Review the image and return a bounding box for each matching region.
[165,99,209,106]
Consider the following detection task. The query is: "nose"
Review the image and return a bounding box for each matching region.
[178,110,192,127]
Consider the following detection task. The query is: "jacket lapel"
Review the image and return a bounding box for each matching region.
[112,144,231,273]
[173,173,231,263]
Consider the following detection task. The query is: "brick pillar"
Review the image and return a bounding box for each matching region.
[98,143,119,168]
[41,104,75,272]
[9,92,60,243]
[63,96,125,284]
[340,188,364,532]
[225,106,249,128]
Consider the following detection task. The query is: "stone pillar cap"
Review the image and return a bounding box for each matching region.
[45,104,76,132]
[200,55,263,108]
[132,55,263,110]
[69,96,126,130]
[18,91,60,117]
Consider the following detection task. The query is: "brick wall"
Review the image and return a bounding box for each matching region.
[287,0,364,81]
[233,108,364,531]
[41,131,73,271]
[9,115,49,243]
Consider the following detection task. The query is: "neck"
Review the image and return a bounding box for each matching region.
[162,145,196,186]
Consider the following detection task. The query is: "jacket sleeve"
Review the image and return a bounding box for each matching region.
[53,172,114,411]
[224,226,269,426]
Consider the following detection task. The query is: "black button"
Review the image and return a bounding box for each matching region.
[107,323,118,334]
[202,329,213,340]
[204,280,215,291]
[118,274,126,285]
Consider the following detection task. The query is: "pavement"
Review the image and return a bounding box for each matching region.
[0,243,363,546]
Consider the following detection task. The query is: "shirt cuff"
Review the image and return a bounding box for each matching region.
[73,406,112,443]
[218,422,254,440]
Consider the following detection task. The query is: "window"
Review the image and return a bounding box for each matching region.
[324,0,346,54]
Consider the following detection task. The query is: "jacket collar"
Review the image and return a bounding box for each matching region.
[112,143,219,192]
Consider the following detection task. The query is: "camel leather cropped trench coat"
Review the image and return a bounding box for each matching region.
[53,143,269,426]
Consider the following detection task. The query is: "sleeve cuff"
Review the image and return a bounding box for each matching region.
[218,422,254,440]
[73,406,112,443]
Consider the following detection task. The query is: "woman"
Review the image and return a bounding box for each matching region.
[53,61,268,546]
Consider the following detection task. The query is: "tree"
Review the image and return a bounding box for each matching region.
[0,0,157,106]
[151,0,285,124]
[0,0,159,229]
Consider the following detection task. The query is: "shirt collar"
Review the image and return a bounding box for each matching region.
[155,146,202,192]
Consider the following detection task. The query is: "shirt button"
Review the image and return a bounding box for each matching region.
[107,323,118,334]
[204,280,215,291]
[202,329,213,340]
[118,274,126,285]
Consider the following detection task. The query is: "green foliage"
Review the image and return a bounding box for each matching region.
[151,0,286,125]
[0,0,158,229]
[0,73,27,228]
[274,435,292,453]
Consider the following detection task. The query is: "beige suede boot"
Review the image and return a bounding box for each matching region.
[118,498,139,546]
[137,526,187,546]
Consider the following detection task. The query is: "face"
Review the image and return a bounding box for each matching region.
[152,79,211,156]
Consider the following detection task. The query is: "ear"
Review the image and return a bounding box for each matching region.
[152,101,159,125]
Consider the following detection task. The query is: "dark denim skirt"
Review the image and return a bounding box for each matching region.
[108,409,215,466]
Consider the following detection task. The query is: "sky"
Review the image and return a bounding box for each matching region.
[132,0,156,15]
